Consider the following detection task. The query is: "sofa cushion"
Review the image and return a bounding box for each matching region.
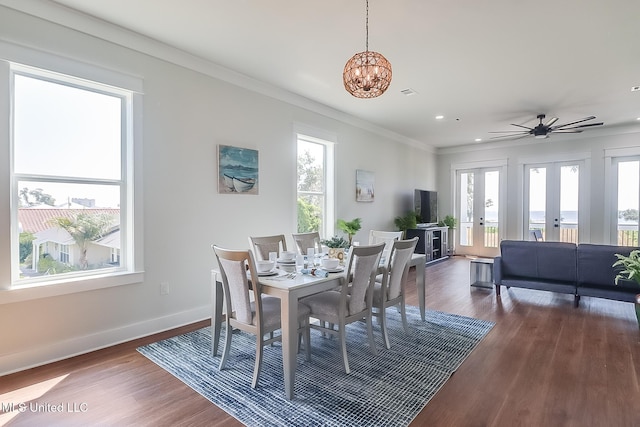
[500,240,577,283]
[577,244,640,292]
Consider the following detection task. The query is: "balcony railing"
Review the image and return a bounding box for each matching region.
[460,221,638,247]
[529,223,639,246]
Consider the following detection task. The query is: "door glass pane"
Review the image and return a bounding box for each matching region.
[529,167,546,239]
[484,170,499,248]
[559,165,579,243]
[459,172,474,246]
[617,161,639,246]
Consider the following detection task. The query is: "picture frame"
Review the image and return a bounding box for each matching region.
[217,144,259,194]
[356,169,374,202]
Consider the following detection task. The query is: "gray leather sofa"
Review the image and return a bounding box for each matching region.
[493,240,640,306]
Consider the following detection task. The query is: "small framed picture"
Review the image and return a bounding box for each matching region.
[356,169,374,202]
[218,144,259,195]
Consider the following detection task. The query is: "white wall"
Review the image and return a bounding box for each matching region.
[436,127,640,246]
[0,6,436,374]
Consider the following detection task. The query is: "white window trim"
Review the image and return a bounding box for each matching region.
[0,45,144,305]
[294,124,336,238]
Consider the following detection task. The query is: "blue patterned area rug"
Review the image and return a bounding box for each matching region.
[138,307,494,427]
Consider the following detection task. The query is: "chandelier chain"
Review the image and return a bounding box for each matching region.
[365,0,369,52]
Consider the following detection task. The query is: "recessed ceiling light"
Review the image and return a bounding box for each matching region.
[474,138,482,142]
[637,117,640,120]
[435,115,444,120]
[632,86,640,92]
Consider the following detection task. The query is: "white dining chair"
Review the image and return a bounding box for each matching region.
[248,234,288,260]
[291,231,323,255]
[212,245,311,388]
[301,242,385,374]
[372,237,418,349]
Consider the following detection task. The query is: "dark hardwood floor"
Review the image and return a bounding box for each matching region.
[2,256,639,426]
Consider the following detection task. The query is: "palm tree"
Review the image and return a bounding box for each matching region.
[49,213,115,269]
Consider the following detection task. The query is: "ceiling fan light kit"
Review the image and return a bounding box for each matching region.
[343,0,392,98]
[490,113,604,140]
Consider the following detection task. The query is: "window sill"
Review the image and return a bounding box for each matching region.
[0,271,145,305]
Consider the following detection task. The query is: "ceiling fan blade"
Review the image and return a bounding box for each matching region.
[509,123,533,130]
[551,116,596,129]
[545,117,559,126]
[489,133,530,140]
[558,122,604,130]
[552,130,583,133]
[488,130,530,134]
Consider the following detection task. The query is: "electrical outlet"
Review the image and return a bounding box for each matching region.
[160,282,169,295]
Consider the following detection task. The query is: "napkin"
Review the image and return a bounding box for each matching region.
[301,268,329,278]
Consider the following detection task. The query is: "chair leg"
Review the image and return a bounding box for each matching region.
[380,307,391,350]
[366,314,378,356]
[304,320,312,362]
[252,333,264,389]
[400,301,409,334]
[219,321,233,371]
[297,320,312,362]
[339,322,350,374]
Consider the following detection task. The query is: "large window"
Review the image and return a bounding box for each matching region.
[8,62,139,290]
[296,133,334,238]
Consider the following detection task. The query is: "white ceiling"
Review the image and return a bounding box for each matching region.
[21,0,640,148]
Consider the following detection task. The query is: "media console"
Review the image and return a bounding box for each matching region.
[405,226,449,264]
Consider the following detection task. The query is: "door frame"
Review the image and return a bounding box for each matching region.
[451,159,507,258]
[519,153,591,243]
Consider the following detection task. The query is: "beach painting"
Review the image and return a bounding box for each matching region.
[218,144,259,194]
[356,169,374,202]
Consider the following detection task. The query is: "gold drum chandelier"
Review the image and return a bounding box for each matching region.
[343,0,392,98]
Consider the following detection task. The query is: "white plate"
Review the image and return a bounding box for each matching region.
[257,270,279,276]
[324,267,344,273]
[277,259,296,264]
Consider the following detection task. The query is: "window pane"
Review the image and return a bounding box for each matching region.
[297,137,326,234]
[529,167,546,238]
[484,170,499,248]
[459,172,473,246]
[297,194,324,233]
[617,161,639,246]
[17,181,121,279]
[14,74,122,179]
[559,165,579,243]
[297,140,324,192]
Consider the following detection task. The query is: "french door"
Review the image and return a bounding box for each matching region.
[456,167,503,257]
[524,161,586,243]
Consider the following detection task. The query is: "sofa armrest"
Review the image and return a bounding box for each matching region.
[493,256,502,295]
[493,256,502,284]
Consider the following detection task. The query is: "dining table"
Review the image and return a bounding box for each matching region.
[210,252,427,400]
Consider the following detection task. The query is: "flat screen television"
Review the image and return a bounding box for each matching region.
[414,189,438,226]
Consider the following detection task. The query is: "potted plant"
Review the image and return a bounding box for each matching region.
[320,236,350,249]
[438,214,457,255]
[394,211,419,238]
[612,250,640,328]
[321,236,350,264]
[337,218,362,245]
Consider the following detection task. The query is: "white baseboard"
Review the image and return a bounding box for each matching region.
[1,305,211,376]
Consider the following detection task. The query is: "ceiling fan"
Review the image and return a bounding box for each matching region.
[489,114,604,140]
